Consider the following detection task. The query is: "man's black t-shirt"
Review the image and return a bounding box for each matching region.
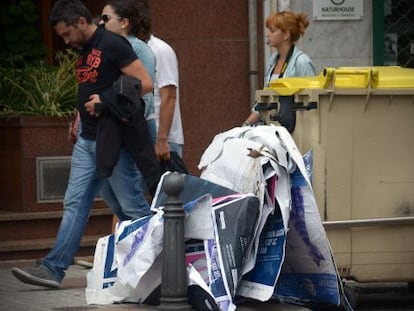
[76,26,138,140]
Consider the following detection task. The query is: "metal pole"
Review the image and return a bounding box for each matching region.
[157,172,192,311]
[248,0,259,108]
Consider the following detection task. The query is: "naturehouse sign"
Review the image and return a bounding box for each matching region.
[313,0,363,20]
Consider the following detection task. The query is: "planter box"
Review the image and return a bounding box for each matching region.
[0,116,106,212]
[0,116,113,260]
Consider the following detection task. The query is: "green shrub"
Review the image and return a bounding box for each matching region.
[0,50,78,117]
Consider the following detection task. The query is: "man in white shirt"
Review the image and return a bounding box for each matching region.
[148,34,184,160]
[135,0,184,160]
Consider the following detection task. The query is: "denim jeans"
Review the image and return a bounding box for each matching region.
[99,119,157,221]
[146,118,157,144]
[100,117,184,220]
[43,137,103,281]
[100,148,152,221]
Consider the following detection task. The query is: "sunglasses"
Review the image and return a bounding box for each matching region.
[100,14,111,23]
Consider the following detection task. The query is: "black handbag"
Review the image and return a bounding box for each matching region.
[159,151,189,174]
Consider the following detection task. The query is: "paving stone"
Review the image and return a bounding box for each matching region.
[0,260,309,310]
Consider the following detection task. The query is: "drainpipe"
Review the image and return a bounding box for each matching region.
[262,1,287,85]
[263,1,275,65]
[248,0,259,108]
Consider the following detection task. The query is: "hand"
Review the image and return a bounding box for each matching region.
[68,111,80,144]
[155,138,170,161]
[84,94,101,116]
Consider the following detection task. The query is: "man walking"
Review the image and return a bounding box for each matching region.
[11,0,153,288]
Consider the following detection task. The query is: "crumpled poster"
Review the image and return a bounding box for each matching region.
[198,125,349,310]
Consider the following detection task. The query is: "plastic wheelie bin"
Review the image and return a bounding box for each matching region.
[255,66,414,283]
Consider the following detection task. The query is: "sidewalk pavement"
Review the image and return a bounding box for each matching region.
[0,259,310,311]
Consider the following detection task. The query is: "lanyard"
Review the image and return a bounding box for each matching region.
[278,44,295,78]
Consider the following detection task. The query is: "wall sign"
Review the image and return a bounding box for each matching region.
[313,0,363,20]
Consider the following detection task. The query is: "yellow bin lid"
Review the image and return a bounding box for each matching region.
[265,66,414,95]
[370,66,414,88]
[265,68,332,95]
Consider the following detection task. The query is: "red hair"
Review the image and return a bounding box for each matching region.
[265,11,309,43]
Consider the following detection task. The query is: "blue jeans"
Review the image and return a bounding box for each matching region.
[43,137,103,281]
[146,119,157,144]
[100,149,151,221]
[100,119,157,221]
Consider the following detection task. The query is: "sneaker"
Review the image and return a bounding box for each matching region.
[75,256,93,269]
[11,265,60,289]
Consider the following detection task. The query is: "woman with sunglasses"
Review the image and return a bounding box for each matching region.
[100,0,157,142]
[98,0,158,222]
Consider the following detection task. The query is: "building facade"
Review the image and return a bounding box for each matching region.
[4,0,412,174]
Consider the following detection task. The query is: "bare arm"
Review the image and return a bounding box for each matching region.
[244,111,261,126]
[155,85,176,160]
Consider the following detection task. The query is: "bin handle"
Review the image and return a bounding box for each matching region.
[362,69,374,111]
[328,69,336,111]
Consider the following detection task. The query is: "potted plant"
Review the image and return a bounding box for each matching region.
[0,49,79,213]
[0,49,78,117]
[0,0,88,213]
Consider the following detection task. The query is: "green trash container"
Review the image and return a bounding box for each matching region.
[255,66,414,283]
